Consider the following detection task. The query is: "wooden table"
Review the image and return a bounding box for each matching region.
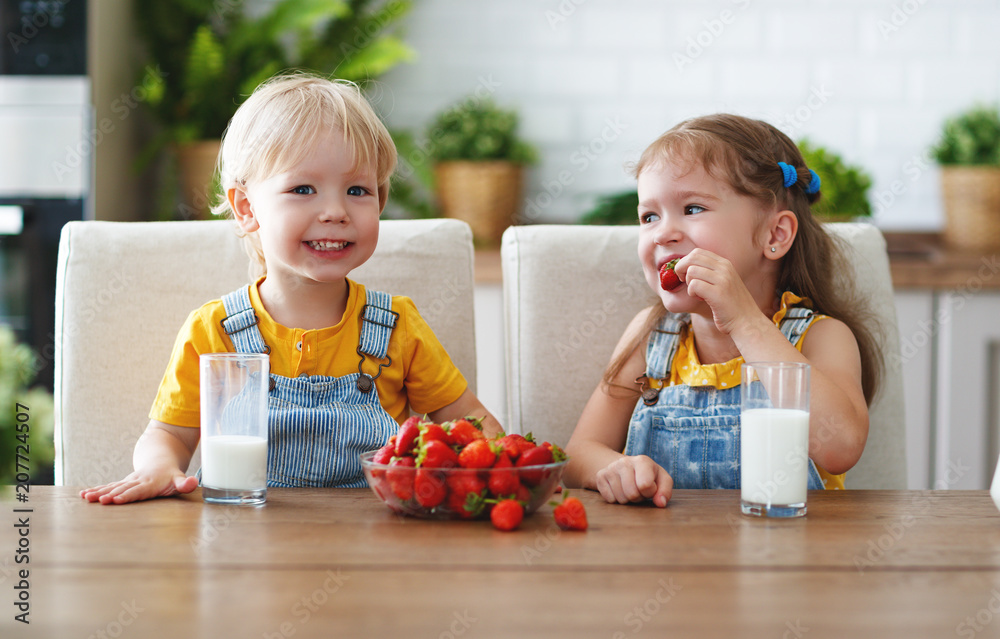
[6,487,1000,638]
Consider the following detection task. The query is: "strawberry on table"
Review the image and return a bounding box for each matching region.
[490,499,524,532]
[552,492,588,531]
[659,258,682,291]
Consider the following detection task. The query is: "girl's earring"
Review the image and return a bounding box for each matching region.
[770,246,777,253]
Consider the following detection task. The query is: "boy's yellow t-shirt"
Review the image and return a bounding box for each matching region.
[150,278,467,428]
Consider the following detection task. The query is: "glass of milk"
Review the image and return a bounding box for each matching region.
[199,353,269,505]
[740,362,810,518]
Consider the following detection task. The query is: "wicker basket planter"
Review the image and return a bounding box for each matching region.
[174,140,221,220]
[434,161,524,245]
[940,166,1000,252]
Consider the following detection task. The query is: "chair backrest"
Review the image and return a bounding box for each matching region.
[54,218,477,487]
[502,223,907,489]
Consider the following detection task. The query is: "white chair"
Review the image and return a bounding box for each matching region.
[502,223,907,489]
[54,218,478,487]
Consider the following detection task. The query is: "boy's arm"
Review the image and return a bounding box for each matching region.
[427,388,503,438]
[79,420,200,505]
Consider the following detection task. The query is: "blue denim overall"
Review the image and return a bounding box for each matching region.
[623,308,825,490]
[218,285,400,488]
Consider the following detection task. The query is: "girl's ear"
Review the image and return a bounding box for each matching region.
[230,187,259,233]
[766,209,798,259]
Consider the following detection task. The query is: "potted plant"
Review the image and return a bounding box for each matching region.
[933,104,1000,251]
[135,0,416,219]
[0,326,54,487]
[425,97,538,245]
[797,140,873,221]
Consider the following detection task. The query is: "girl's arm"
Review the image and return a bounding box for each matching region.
[564,307,674,507]
[730,313,868,475]
[79,420,200,505]
[428,388,503,438]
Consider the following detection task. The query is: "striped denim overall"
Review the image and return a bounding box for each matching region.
[623,308,825,490]
[218,286,400,488]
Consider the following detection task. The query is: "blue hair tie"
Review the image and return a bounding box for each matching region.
[805,169,821,194]
[777,161,797,188]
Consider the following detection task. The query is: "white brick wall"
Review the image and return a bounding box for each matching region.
[376,0,1000,230]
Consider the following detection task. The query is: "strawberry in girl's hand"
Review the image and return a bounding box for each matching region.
[552,492,588,531]
[659,258,681,291]
[458,439,498,469]
[414,469,447,508]
[416,439,459,469]
[490,499,524,531]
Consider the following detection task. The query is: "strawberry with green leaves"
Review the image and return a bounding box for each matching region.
[488,452,520,497]
[490,498,524,531]
[395,416,424,457]
[458,439,499,469]
[416,439,459,469]
[446,417,485,448]
[659,258,682,291]
[552,492,588,531]
[446,472,487,518]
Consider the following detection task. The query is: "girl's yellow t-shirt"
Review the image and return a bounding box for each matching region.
[655,292,846,490]
[150,278,467,429]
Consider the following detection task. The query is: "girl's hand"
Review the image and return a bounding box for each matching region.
[677,249,764,335]
[80,468,198,505]
[595,455,673,507]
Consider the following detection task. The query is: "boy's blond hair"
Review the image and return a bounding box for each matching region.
[212,72,397,274]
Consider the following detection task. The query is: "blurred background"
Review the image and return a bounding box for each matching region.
[3,0,1000,489]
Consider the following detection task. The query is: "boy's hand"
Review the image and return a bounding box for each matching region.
[595,455,673,507]
[80,469,198,505]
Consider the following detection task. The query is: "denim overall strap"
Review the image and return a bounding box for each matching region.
[221,286,270,355]
[358,289,397,359]
[646,314,690,380]
[779,306,815,346]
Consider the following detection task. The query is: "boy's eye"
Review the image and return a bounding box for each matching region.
[639,211,660,224]
[347,185,369,197]
[291,185,315,195]
[685,204,705,215]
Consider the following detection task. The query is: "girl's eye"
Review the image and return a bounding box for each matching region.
[684,204,705,215]
[639,211,660,224]
[347,185,369,197]
[291,185,315,195]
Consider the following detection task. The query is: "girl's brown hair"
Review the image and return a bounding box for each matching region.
[607,114,883,406]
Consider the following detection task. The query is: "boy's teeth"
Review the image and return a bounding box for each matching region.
[308,240,348,250]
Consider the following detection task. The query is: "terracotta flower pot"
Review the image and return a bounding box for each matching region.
[940,166,1000,252]
[433,161,524,246]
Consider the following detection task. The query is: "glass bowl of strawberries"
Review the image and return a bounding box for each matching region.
[360,416,568,520]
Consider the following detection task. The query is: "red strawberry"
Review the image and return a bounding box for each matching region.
[515,483,532,503]
[370,443,395,480]
[458,439,498,469]
[418,422,450,446]
[516,445,554,486]
[414,469,447,509]
[447,418,485,447]
[416,439,459,469]
[659,258,681,291]
[386,456,415,501]
[490,499,524,531]
[488,452,521,497]
[395,416,423,456]
[552,493,588,531]
[496,433,536,461]
[446,472,487,518]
